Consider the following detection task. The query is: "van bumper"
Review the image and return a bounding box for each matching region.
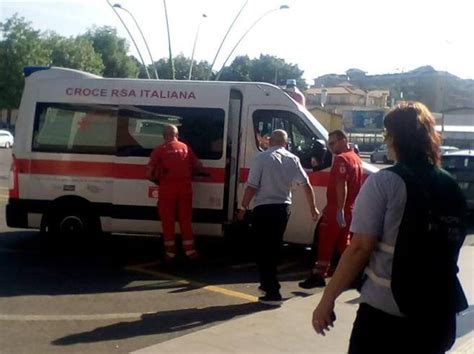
[6,200,29,228]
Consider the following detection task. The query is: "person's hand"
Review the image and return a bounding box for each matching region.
[311,207,320,221]
[336,208,346,228]
[236,209,247,221]
[312,298,336,336]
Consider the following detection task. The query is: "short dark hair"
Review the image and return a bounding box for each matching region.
[384,101,441,167]
[328,130,347,141]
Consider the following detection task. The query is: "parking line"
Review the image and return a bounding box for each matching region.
[126,263,258,303]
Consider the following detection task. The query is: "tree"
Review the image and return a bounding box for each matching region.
[81,26,139,78]
[219,55,252,82]
[44,32,104,75]
[0,14,50,117]
[152,54,211,80]
[220,54,305,88]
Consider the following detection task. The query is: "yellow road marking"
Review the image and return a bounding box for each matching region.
[127,263,258,303]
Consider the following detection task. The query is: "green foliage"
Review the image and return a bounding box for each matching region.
[0,14,50,108]
[44,32,104,75]
[219,55,252,82]
[151,54,211,80]
[220,54,305,88]
[81,26,139,78]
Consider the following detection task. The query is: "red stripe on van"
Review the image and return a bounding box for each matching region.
[239,168,331,187]
[9,154,20,199]
[16,159,225,183]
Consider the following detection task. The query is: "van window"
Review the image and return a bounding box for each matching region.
[118,105,225,159]
[253,110,319,168]
[33,103,226,160]
[33,103,117,154]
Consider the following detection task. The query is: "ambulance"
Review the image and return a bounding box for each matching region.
[6,66,377,245]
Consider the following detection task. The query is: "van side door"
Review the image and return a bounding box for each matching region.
[112,104,228,236]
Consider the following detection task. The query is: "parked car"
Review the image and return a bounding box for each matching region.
[440,145,459,155]
[0,130,14,148]
[442,150,474,213]
[370,144,393,164]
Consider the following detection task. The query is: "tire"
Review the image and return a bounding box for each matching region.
[370,155,376,163]
[47,208,99,240]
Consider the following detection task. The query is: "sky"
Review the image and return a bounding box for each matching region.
[2,0,474,83]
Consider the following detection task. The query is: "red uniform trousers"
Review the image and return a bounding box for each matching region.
[158,183,196,258]
[314,205,352,277]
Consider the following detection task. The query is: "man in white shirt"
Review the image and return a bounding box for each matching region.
[238,129,319,305]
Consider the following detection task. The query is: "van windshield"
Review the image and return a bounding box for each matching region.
[299,105,329,141]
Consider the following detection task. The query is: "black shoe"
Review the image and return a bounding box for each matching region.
[298,274,326,289]
[258,292,282,306]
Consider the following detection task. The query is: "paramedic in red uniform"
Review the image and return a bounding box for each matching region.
[299,130,363,288]
[146,124,203,261]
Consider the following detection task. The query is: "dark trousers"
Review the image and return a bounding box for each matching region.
[349,303,456,354]
[251,204,290,295]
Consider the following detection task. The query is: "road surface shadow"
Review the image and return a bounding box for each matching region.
[52,302,271,345]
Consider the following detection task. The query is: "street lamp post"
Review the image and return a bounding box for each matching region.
[188,13,207,80]
[106,0,151,79]
[215,5,289,81]
[206,0,249,80]
[162,0,175,79]
[113,3,159,79]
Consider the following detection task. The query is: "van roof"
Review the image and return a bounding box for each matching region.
[23,66,281,88]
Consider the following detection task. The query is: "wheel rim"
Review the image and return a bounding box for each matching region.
[59,216,85,234]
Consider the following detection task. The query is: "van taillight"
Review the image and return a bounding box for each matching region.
[9,154,19,199]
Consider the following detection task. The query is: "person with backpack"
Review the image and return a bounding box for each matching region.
[311,102,468,354]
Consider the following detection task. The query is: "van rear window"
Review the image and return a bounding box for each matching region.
[32,103,225,160]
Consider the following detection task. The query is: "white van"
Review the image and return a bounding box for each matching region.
[6,66,377,245]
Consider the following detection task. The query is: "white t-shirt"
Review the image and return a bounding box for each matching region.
[350,169,407,316]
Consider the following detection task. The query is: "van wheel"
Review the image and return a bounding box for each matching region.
[48,209,98,239]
